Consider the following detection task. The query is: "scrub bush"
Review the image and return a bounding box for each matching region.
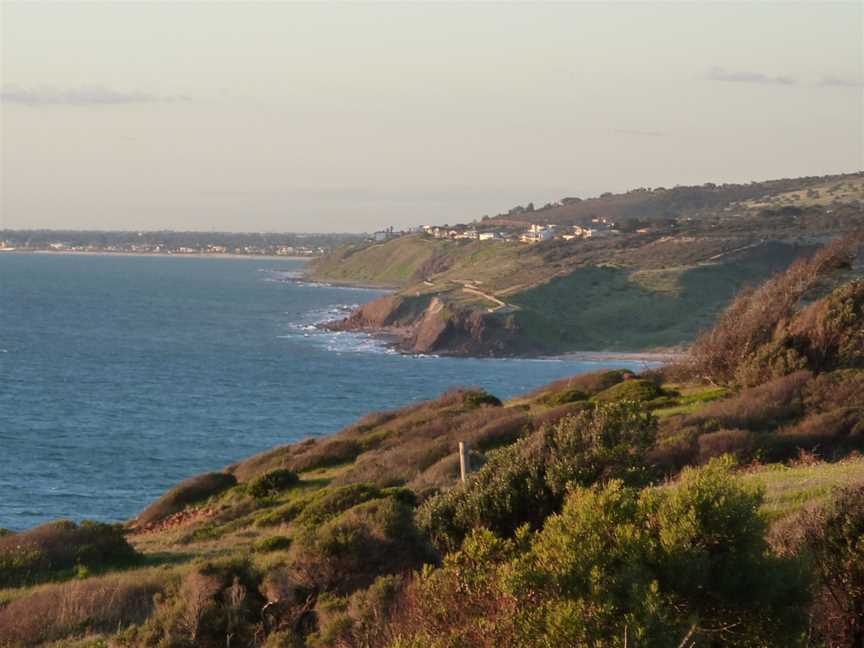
[248,469,300,499]
[136,472,236,527]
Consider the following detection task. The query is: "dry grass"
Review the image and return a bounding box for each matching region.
[0,570,168,646]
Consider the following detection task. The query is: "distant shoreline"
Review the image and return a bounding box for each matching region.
[4,250,314,262]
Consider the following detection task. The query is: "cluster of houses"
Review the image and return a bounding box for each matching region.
[414,219,618,244]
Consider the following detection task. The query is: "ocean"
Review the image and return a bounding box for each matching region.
[0,253,647,531]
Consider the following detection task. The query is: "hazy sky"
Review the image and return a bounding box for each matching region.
[1,1,862,233]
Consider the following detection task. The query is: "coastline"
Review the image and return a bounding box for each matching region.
[9,250,314,261]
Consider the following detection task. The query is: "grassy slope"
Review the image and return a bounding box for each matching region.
[508,241,805,351]
[741,457,864,521]
[308,236,462,287]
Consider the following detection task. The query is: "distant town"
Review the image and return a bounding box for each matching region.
[0,230,363,257]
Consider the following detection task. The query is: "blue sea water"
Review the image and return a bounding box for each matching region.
[0,253,648,531]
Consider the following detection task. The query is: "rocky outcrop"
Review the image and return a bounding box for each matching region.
[325,293,539,356]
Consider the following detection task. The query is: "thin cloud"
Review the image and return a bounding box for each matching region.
[818,75,864,88]
[705,67,797,86]
[0,84,188,106]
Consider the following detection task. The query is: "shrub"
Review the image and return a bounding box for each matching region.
[229,441,311,483]
[294,484,384,530]
[255,535,292,553]
[290,439,364,472]
[592,378,663,403]
[790,278,864,372]
[417,402,657,552]
[461,389,502,409]
[697,428,754,462]
[804,368,864,411]
[685,235,860,384]
[249,469,300,499]
[470,415,531,451]
[136,472,237,527]
[0,520,138,587]
[799,485,864,647]
[255,496,313,527]
[291,498,430,594]
[693,370,811,430]
[396,460,806,648]
[530,369,634,400]
[539,387,588,407]
[647,424,699,474]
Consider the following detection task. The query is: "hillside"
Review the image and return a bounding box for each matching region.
[1,255,863,648]
[310,172,864,356]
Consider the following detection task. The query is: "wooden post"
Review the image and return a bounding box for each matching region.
[459,441,470,483]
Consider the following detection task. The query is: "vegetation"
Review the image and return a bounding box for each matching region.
[2,236,864,647]
[0,520,138,588]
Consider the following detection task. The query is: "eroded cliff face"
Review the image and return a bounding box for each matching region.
[325,293,538,356]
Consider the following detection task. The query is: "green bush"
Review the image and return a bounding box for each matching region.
[417,402,657,551]
[540,387,588,407]
[254,535,292,553]
[0,520,139,587]
[248,469,300,499]
[294,484,384,529]
[462,389,503,409]
[592,378,663,403]
[397,459,808,647]
[291,498,430,593]
[255,496,313,527]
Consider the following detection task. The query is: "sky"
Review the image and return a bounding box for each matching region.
[1,1,862,233]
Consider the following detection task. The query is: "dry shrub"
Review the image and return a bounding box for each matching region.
[805,369,864,411]
[0,571,165,645]
[697,429,754,463]
[780,408,864,441]
[462,411,531,451]
[177,571,223,642]
[686,234,861,384]
[332,401,510,488]
[532,402,592,429]
[136,472,237,527]
[693,371,812,430]
[647,434,699,475]
[288,439,364,472]
[797,486,864,647]
[229,441,313,483]
[336,436,453,488]
[789,279,864,372]
[409,454,462,495]
[765,408,864,460]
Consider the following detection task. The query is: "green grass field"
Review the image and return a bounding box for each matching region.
[740,457,864,520]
